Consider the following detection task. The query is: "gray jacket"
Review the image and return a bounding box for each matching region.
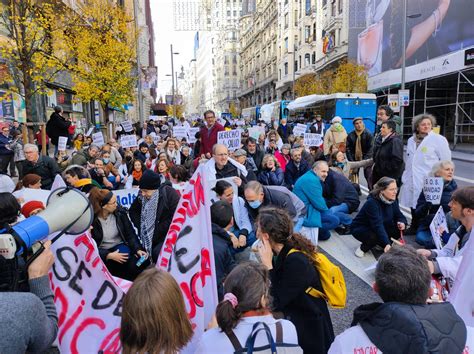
[267,185,307,222]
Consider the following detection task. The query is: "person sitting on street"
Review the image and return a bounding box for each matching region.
[351,177,407,258]
[328,246,468,354]
[414,160,458,248]
[322,167,361,235]
[89,158,115,190]
[21,144,60,190]
[244,181,297,225]
[232,148,257,181]
[275,143,291,172]
[258,154,285,186]
[284,147,310,190]
[244,137,264,175]
[134,143,149,163]
[329,150,373,182]
[417,186,474,282]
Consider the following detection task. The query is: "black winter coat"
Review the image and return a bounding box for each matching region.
[244,147,265,171]
[270,244,334,354]
[21,155,60,190]
[91,205,143,261]
[372,133,404,183]
[211,223,236,300]
[414,180,457,230]
[215,162,248,196]
[284,159,311,190]
[346,129,373,161]
[47,112,71,145]
[309,121,324,135]
[323,169,360,213]
[129,182,180,261]
[245,186,297,223]
[352,302,467,354]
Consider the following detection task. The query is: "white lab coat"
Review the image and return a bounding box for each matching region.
[328,324,474,354]
[400,131,451,209]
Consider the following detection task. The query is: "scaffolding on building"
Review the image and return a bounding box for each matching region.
[374,66,474,149]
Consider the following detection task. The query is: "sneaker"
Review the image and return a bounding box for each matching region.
[354,246,365,258]
[335,225,351,235]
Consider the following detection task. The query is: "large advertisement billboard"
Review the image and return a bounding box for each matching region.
[349,0,474,90]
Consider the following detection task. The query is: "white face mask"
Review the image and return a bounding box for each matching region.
[145,152,150,159]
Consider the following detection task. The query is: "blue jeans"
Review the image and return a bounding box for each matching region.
[329,203,353,226]
[320,211,340,240]
[416,229,436,249]
[294,216,305,233]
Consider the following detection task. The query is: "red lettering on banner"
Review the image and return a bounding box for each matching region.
[70,317,106,354]
[181,282,197,319]
[353,347,379,354]
[59,299,85,344]
[191,248,211,307]
[54,287,69,328]
[74,234,95,262]
[99,328,122,353]
[463,346,470,354]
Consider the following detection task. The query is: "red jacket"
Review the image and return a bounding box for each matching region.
[199,123,225,157]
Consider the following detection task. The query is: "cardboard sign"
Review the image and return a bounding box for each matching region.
[217,129,241,152]
[120,135,138,148]
[113,188,139,209]
[49,232,125,353]
[85,127,94,137]
[121,120,133,132]
[157,165,218,351]
[429,206,448,250]
[173,126,188,140]
[248,126,265,140]
[423,177,444,205]
[57,136,68,151]
[188,127,200,144]
[51,174,67,191]
[304,133,323,147]
[92,132,105,146]
[293,123,307,137]
[449,229,474,326]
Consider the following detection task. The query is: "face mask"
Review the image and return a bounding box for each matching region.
[103,158,110,164]
[248,200,262,209]
[146,152,150,159]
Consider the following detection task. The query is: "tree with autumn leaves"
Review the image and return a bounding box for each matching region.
[0,0,137,141]
[294,60,368,97]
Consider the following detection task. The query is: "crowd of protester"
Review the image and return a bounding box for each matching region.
[0,104,472,353]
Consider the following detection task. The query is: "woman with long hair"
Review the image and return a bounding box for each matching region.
[329,150,373,180]
[88,188,149,280]
[196,262,299,353]
[164,138,181,165]
[129,159,146,188]
[73,133,85,151]
[257,207,334,354]
[351,177,407,257]
[121,268,193,354]
[155,158,171,183]
[145,147,158,171]
[14,173,42,192]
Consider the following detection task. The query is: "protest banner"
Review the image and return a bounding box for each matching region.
[217,129,241,151]
[149,115,159,121]
[304,133,323,147]
[449,229,474,326]
[120,135,138,148]
[429,206,447,250]
[157,165,218,351]
[121,120,133,132]
[92,132,105,146]
[85,127,94,137]
[423,177,444,205]
[58,136,68,151]
[188,127,200,144]
[49,232,125,353]
[13,188,51,205]
[173,126,188,140]
[113,188,139,209]
[248,126,265,140]
[293,123,307,137]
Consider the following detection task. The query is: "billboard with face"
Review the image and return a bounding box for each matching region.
[349,0,474,89]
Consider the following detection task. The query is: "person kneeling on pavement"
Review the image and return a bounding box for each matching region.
[351,177,407,257]
[328,246,469,354]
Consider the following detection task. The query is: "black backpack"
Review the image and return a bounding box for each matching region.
[225,321,303,354]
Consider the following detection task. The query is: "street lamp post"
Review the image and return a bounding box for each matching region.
[170,44,179,119]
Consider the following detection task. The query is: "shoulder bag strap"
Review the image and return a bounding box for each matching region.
[275,321,283,343]
[225,330,243,351]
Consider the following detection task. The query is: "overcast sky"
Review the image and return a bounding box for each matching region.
[150,0,196,101]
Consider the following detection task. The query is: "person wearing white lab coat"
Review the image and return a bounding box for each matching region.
[400,114,451,233]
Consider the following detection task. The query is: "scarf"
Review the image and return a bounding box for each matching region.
[355,129,364,161]
[414,132,428,147]
[203,157,248,179]
[379,193,395,205]
[331,123,344,133]
[132,170,143,181]
[139,190,160,255]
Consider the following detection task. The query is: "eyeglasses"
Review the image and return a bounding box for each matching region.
[215,153,228,157]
